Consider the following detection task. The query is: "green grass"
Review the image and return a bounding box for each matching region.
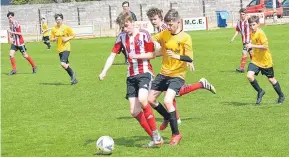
[1,24,289,156]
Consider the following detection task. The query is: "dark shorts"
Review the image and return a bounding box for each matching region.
[126,72,152,99]
[243,42,252,52]
[151,74,185,94]
[247,63,274,78]
[42,36,50,42]
[10,44,27,54]
[59,51,70,64]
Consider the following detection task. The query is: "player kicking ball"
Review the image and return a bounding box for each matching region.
[99,12,163,148]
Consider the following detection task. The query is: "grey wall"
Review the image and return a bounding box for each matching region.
[1,0,251,35]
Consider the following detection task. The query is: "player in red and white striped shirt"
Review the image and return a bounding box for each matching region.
[230,8,252,73]
[98,12,163,148]
[7,12,36,75]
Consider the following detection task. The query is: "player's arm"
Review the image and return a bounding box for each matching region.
[99,36,122,80]
[230,25,240,42]
[246,32,268,50]
[62,27,75,42]
[167,36,193,63]
[98,53,117,80]
[152,32,163,57]
[230,31,239,43]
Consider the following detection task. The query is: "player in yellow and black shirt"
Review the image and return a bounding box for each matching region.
[246,15,284,104]
[147,9,197,146]
[41,17,51,50]
[50,14,78,85]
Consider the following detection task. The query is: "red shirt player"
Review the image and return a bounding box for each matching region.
[230,8,252,73]
[7,12,36,75]
[98,12,164,148]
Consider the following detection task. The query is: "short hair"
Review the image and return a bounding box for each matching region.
[248,15,259,24]
[116,12,133,27]
[54,13,63,20]
[122,1,129,6]
[146,7,163,20]
[239,8,247,13]
[164,9,180,22]
[7,11,14,17]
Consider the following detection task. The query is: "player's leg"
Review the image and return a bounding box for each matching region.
[177,78,216,97]
[21,45,37,74]
[127,76,153,137]
[263,68,285,104]
[164,88,182,146]
[164,91,181,124]
[148,74,171,130]
[129,97,153,137]
[236,46,248,73]
[164,77,184,146]
[43,36,51,49]
[247,63,265,104]
[172,98,181,124]
[137,73,163,146]
[8,45,17,75]
[59,51,78,85]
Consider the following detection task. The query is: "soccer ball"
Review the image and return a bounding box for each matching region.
[96,136,114,155]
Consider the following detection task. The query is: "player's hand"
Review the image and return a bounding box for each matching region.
[52,37,58,41]
[128,53,136,59]
[246,43,252,49]
[230,38,234,43]
[167,50,178,59]
[187,62,195,72]
[62,37,69,42]
[98,72,106,81]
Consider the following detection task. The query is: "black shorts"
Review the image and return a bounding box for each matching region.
[59,51,70,63]
[10,44,27,54]
[42,36,50,42]
[243,42,252,52]
[151,74,185,94]
[247,63,274,78]
[126,72,152,99]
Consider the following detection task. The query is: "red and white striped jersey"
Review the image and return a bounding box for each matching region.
[155,23,168,33]
[236,20,250,44]
[9,21,25,46]
[112,29,154,77]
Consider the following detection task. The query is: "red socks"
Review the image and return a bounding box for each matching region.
[143,105,157,131]
[178,83,203,96]
[240,57,247,70]
[25,56,36,68]
[135,112,152,137]
[10,57,16,71]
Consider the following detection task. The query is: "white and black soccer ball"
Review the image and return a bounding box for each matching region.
[96,136,114,155]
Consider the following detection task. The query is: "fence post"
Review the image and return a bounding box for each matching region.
[77,7,80,25]
[202,0,206,17]
[170,2,177,9]
[38,9,42,35]
[109,5,112,29]
[140,4,143,21]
